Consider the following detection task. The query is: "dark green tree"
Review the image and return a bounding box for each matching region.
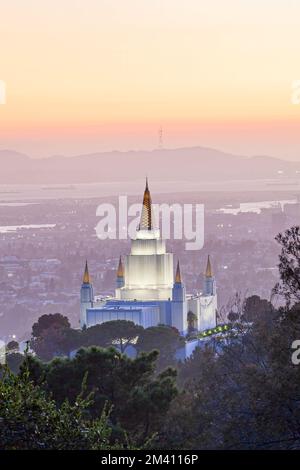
[31,324,70,361]
[30,313,79,361]
[25,346,177,443]
[273,226,300,305]
[6,340,19,353]
[0,364,118,450]
[241,295,274,323]
[136,325,184,371]
[162,300,300,450]
[5,353,24,375]
[187,311,197,335]
[32,313,70,338]
[84,320,143,353]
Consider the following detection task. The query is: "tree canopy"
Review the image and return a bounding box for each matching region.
[136,325,184,371]
[0,363,117,450]
[25,346,177,443]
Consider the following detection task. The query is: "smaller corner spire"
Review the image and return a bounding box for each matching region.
[117,256,124,278]
[83,260,91,284]
[205,255,213,278]
[175,260,182,283]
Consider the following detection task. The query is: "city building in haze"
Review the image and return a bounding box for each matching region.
[80,180,217,335]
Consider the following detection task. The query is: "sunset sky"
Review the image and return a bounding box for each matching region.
[1,0,300,159]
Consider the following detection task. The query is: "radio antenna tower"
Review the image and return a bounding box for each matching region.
[158,125,163,149]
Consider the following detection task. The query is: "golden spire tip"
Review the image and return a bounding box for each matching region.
[139,177,154,230]
[205,255,213,277]
[83,260,91,284]
[117,255,124,277]
[175,260,182,283]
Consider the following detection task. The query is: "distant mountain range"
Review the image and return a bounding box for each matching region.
[0,147,299,184]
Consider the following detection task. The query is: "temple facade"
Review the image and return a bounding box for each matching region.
[80,180,217,335]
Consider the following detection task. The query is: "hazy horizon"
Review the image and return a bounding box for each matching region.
[0,142,293,160]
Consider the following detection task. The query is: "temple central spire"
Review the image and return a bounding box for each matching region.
[205,255,213,278]
[175,260,182,283]
[117,256,124,278]
[139,177,155,231]
[82,260,91,284]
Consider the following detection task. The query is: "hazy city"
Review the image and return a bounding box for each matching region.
[1,175,299,341]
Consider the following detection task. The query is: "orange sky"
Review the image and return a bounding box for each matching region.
[1,1,300,159]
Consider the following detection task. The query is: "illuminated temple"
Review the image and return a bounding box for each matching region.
[80,180,217,335]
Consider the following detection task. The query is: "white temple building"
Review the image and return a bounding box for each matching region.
[80,180,217,335]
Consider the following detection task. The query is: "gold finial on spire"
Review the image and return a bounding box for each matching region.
[175,260,182,283]
[139,177,154,230]
[117,256,124,278]
[83,260,91,284]
[205,255,213,277]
